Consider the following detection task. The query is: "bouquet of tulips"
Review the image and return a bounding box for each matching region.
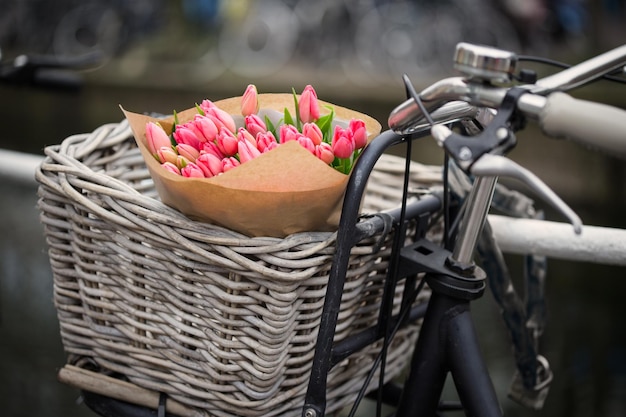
[145,85,369,177]
[123,85,381,237]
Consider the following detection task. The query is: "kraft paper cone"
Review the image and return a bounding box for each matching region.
[122,93,381,237]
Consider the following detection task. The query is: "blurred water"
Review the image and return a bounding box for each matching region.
[0,180,93,417]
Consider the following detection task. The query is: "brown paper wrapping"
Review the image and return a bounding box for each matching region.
[122,94,381,237]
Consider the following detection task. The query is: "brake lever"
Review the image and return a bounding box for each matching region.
[470,153,582,234]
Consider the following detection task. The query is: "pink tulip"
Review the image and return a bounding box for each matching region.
[199,99,217,113]
[161,162,181,175]
[349,118,368,149]
[297,135,315,154]
[156,146,178,164]
[196,152,224,178]
[203,105,237,133]
[237,127,257,148]
[215,128,238,156]
[238,137,262,163]
[241,84,259,116]
[181,162,205,178]
[299,84,320,123]
[244,114,267,138]
[176,143,200,162]
[331,125,355,159]
[279,124,300,143]
[191,114,218,143]
[201,140,225,159]
[173,125,201,150]
[257,131,278,153]
[176,155,191,169]
[302,122,323,146]
[222,156,241,172]
[145,122,171,155]
[315,142,335,165]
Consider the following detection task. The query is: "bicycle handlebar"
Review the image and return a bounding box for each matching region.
[539,92,626,159]
[388,44,626,159]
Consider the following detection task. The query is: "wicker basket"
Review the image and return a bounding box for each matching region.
[36,120,442,416]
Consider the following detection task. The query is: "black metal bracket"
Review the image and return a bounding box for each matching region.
[443,87,528,169]
[399,238,486,300]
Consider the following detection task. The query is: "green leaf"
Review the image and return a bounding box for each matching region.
[284,107,295,127]
[162,117,178,146]
[292,87,301,130]
[316,113,333,142]
[195,103,205,116]
[264,115,278,140]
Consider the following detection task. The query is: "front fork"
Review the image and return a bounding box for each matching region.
[396,176,503,416]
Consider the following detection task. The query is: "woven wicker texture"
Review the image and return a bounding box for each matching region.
[36,120,442,416]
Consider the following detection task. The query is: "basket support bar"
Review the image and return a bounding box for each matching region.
[58,365,203,417]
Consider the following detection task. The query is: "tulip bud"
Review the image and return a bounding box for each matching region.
[191,114,218,143]
[204,106,237,133]
[297,134,315,154]
[299,84,320,123]
[173,124,202,150]
[146,122,172,155]
[176,155,190,169]
[238,137,262,163]
[349,118,368,149]
[161,161,181,175]
[331,125,355,159]
[181,162,205,178]
[196,152,224,178]
[202,140,225,159]
[244,114,267,138]
[156,146,178,164]
[302,122,323,146]
[315,142,335,165]
[237,127,257,148]
[279,124,299,143]
[257,131,278,153]
[241,84,259,116]
[199,99,217,113]
[215,128,238,156]
[222,156,240,172]
[176,143,200,162]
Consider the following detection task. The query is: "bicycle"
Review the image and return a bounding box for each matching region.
[33,42,626,417]
[301,41,626,416]
[303,42,626,417]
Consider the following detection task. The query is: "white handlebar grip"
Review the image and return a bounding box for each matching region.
[540,92,626,159]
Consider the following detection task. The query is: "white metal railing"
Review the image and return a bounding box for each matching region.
[3,148,625,266]
[488,215,626,266]
[0,148,44,186]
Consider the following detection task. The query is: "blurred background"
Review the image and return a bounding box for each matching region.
[1,0,625,416]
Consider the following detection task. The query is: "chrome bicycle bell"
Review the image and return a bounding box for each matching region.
[454,43,518,83]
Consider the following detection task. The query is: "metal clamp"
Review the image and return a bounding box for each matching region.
[509,355,554,410]
[430,87,528,170]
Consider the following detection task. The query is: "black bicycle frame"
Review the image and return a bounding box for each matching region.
[395,239,501,417]
[302,127,503,417]
[302,128,437,417]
